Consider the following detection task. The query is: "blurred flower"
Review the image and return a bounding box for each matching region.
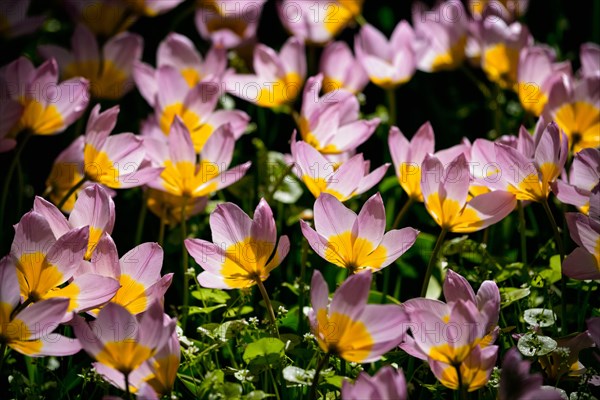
[538,331,596,381]
[63,0,136,38]
[355,22,416,89]
[297,74,379,154]
[144,119,251,200]
[124,0,184,16]
[401,269,500,391]
[563,191,600,280]
[185,199,290,289]
[8,211,119,320]
[0,0,44,39]
[412,1,469,72]
[494,122,568,202]
[341,366,407,400]
[468,0,529,21]
[300,193,418,273]
[498,348,563,400]
[277,0,363,45]
[480,16,531,88]
[134,65,249,152]
[34,184,115,260]
[319,41,368,94]
[0,257,82,357]
[421,153,517,232]
[291,137,389,201]
[0,57,89,136]
[388,122,434,202]
[0,98,22,153]
[544,74,600,152]
[309,269,408,363]
[554,147,599,214]
[516,45,571,116]
[86,237,173,315]
[224,37,306,108]
[580,43,600,78]
[146,189,208,226]
[195,0,266,49]
[38,25,143,100]
[73,301,176,375]
[83,104,163,189]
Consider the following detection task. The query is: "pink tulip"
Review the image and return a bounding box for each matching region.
[412,1,469,72]
[0,257,82,356]
[224,37,306,108]
[421,153,516,232]
[0,0,44,39]
[319,41,368,93]
[580,43,600,78]
[341,366,407,400]
[63,0,136,37]
[185,199,290,289]
[291,136,389,201]
[0,57,89,135]
[126,0,184,16]
[309,269,408,363]
[297,75,379,154]
[355,22,416,88]
[538,331,596,380]
[468,0,529,22]
[517,45,571,116]
[554,148,599,213]
[300,193,418,273]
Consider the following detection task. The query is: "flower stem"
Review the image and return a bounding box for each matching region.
[57,176,87,210]
[0,342,7,372]
[460,65,491,98]
[124,372,132,400]
[134,190,149,245]
[298,239,309,334]
[309,353,330,400]
[421,227,448,297]
[518,201,527,264]
[180,196,190,332]
[0,131,31,245]
[386,88,397,126]
[158,205,167,246]
[392,197,414,229]
[255,278,279,338]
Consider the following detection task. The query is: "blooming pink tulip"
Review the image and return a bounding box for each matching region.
[580,43,600,78]
[185,199,290,289]
[355,22,416,89]
[300,193,418,273]
[63,0,136,37]
[341,366,407,400]
[0,0,44,39]
[554,148,599,213]
[319,41,368,94]
[125,0,183,16]
[468,0,529,21]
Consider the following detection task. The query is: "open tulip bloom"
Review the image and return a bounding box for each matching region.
[579,42,600,78]
[554,147,599,214]
[319,41,369,94]
[300,193,418,273]
[341,365,407,400]
[0,0,44,39]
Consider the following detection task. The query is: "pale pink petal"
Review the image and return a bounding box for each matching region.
[119,243,164,287]
[133,62,158,106]
[354,193,386,247]
[210,202,253,248]
[167,117,195,165]
[16,298,69,339]
[443,269,476,304]
[33,196,70,238]
[69,184,115,234]
[330,270,371,321]
[0,256,20,309]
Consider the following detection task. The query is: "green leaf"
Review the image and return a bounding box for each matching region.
[378,176,400,194]
[517,333,557,356]
[191,289,231,304]
[243,391,275,399]
[523,308,556,328]
[223,305,254,318]
[282,366,312,386]
[243,338,286,367]
[368,290,402,305]
[499,287,531,309]
[323,375,345,389]
[188,304,227,315]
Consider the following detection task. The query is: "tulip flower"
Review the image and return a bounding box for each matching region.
[195,0,266,49]
[554,148,599,214]
[134,65,249,152]
[185,199,290,290]
[354,22,416,89]
[516,45,571,116]
[341,366,407,400]
[86,237,174,315]
[144,119,251,201]
[0,99,22,153]
[480,16,532,88]
[80,104,163,191]
[297,75,379,154]
[412,1,469,72]
[580,43,600,78]
[498,348,564,400]
[401,269,500,391]
[537,331,596,380]
[63,0,136,37]
[563,191,600,280]
[124,0,184,16]
[319,41,369,94]
[224,37,306,108]
[33,184,115,260]
[146,189,209,226]
[73,301,176,380]
[8,211,119,319]
[544,74,600,152]
[468,0,529,21]
[309,269,408,363]
[300,193,418,273]
[290,138,389,201]
[38,25,142,100]
[0,257,82,357]
[0,57,89,136]
[388,123,434,203]
[0,0,44,39]
[277,0,362,45]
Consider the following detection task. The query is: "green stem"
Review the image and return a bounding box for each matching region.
[0,342,7,372]
[124,372,132,400]
[298,239,308,334]
[134,190,149,245]
[16,157,24,216]
[421,228,448,297]
[0,131,31,245]
[355,14,367,26]
[518,201,527,264]
[57,175,87,210]
[309,353,330,400]
[392,197,414,229]
[455,364,467,400]
[255,278,279,338]
[386,88,397,126]
[460,65,491,98]
[541,199,566,332]
[265,163,294,204]
[268,367,281,400]
[158,205,167,246]
[180,197,190,332]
